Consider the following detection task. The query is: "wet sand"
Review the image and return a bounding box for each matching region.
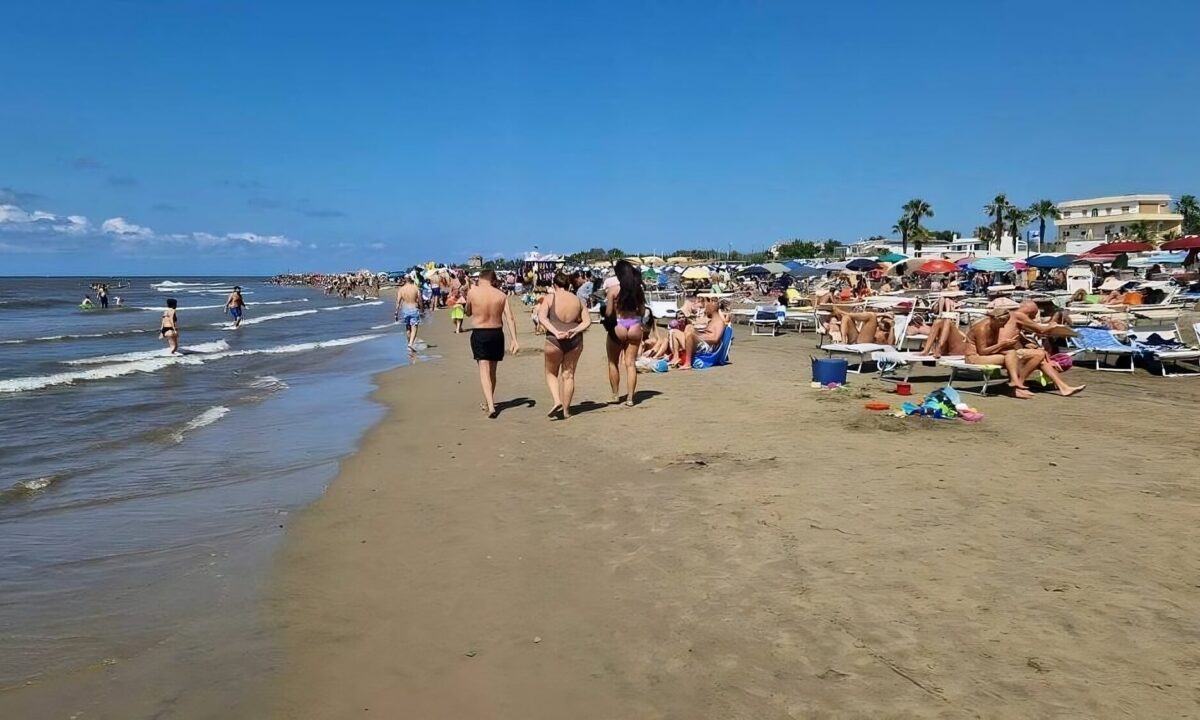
[270,304,1200,719]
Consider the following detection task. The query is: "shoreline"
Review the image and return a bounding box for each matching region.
[266,302,1200,718]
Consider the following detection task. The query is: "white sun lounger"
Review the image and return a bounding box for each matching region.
[823,314,912,373]
[1071,327,1135,373]
[1127,326,1200,377]
[872,349,964,382]
[749,305,786,336]
[938,359,1007,396]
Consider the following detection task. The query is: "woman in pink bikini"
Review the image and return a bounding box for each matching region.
[605,260,646,406]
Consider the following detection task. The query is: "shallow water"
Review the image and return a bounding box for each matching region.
[0,277,417,697]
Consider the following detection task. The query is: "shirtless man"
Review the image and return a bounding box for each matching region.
[673,295,726,368]
[393,276,423,350]
[1003,301,1086,396]
[964,309,1035,399]
[465,269,520,418]
[224,286,246,328]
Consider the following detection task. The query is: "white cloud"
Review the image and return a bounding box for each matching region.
[368,242,385,250]
[0,204,92,235]
[101,216,154,239]
[0,201,299,252]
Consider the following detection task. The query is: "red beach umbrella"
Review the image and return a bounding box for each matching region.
[1160,235,1200,251]
[917,259,959,274]
[1080,241,1155,256]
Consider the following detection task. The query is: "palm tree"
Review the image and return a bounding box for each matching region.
[892,216,913,255]
[1127,221,1153,243]
[983,193,1013,250]
[1174,194,1199,234]
[821,239,840,257]
[974,225,995,245]
[903,198,934,242]
[1006,206,1030,248]
[1027,199,1060,255]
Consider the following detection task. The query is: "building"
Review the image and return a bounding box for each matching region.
[844,233,1025,259]
[1054,194,1183,253]
[467,255,483,269]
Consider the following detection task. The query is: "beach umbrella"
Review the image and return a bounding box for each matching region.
[641,256,665,267]
[822,260,850,271]
[681,266,710,280]
[1080,241,1154,256]
[969,257,1015,272]
[623,256,643,265]
[878,252,907,263]
[1027,254,1075,269]
[1011,259,1028,270]
[954,256,974,267]
[846,258,880,272]
[1129,252,1187,267]
[782,260,804,272]
[917,259,959,274]
[642,267,658,279]
[667,256,691,264]
[762,262,791,275]
[1160,235,1200,251]
[740,264,771,276]
[788,265,826,279]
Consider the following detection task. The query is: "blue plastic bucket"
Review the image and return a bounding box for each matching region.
[811,356,848,385]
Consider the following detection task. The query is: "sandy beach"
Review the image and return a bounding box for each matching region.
[267,301,1200,719]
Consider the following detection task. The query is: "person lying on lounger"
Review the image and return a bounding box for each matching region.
[826,308,894,345]
[919,316,969,358]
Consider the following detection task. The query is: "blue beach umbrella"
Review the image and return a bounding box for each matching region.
[878,252,907,263]
[1026,254,1076,269]
[969,257,1014,272]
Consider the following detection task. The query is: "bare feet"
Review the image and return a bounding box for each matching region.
[547,404,562,418]
[1013,388,1034,399]
[1060,385,1086,397]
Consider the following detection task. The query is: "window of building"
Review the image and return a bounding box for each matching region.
[1063,231,1070,237]
[1091,208,1099,217]
[1121,206,1129,213]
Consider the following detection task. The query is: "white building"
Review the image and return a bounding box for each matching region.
[1055,194,1183,253]
[845,233,1025,259]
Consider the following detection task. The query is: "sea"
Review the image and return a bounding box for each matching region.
[0,277,417,710]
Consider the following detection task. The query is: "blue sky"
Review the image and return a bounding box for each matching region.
[2,0,1199,275]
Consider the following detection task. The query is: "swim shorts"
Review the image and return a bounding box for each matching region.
[471,328,505,362]
[697,340,715,354]
[401,307,422,328]
[229,307,243,320]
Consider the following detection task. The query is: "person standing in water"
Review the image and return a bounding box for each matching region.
[465,269,519,418]
[538,271,591,419]
[224,286,246,328]
[605,259,646,406]
[393,276,423,350]
[98,285,109,309]
[161,298,180,354]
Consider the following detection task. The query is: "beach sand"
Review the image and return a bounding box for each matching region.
[269,302,1200,719]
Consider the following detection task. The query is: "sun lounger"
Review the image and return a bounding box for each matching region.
[1071,326,1135,373]
[872,349,964,382]
[823,314,913,373]
[749,305,786,336]
[1127,326,1200,377]
[938,359,1007,396]
[648,300,679,322]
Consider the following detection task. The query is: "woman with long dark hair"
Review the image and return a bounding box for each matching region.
[538,271,591,419]
[605,260,646,406]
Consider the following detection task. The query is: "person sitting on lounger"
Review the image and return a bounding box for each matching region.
[827,308,895,345]
[1002,301,1086,396]
[964,309,1039,399]
[672,295,726,369]
[919,315,969,358]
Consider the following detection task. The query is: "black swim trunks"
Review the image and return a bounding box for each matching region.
[471,327,505,361]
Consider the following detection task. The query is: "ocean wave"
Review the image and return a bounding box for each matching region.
[370,321,400,330]
[322,300,385,312]
[0,474,63,503]
[0,328,157,345]
[0,298,78,310]
[249,375,289,390]
[62,340,230,366]
[0,333,381,394]
[212,309,319,329]
[134,298,306,312]
[172,406,230,443]
[151,280,230,288]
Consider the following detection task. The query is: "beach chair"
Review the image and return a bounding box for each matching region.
[872,349,964,383]
[749,305,785,336]
[823,314,912,374]
[693,325,734,369]
[1127,326,1200,377]
[647,300,679,322]
[1071,327,1135,373]
[938,359,1007,396]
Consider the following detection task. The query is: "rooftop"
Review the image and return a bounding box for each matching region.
[1057,194,1172,208]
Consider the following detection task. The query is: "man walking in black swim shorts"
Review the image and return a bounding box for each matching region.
[464,269,520,418]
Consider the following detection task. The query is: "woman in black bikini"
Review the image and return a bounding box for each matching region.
[606,260,646,407]
[161,297,179,354]
[538,272,591,419]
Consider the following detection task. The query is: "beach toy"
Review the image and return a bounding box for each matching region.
[654,358,669,373]
[895,382,912,396]
[1051,353,1073,371]
[864,402,890,411]
[960,410,984,423]
[811,357,848,386]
